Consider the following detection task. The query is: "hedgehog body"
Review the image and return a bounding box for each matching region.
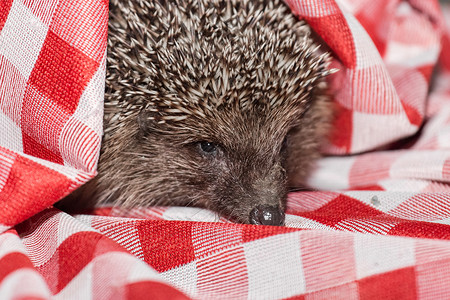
[62,0,333,225]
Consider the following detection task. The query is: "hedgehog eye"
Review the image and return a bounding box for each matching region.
[198,141,217,154]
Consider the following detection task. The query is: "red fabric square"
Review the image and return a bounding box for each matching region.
[328,103,353,153]
[242,224,298,243]
[305,15,357,68]
[350,185,384,191]
[137,221,196,272]
[0,153,72,226]
[388,221,450,240]
[301,195,383,227]
[358,267,417,300]
[441,32,450,71]
[27,30,98,115]
[125,282,190,300]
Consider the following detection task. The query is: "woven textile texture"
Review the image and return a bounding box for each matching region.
[1,0,450,299]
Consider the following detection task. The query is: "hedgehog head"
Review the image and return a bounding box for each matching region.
[93,0,333,225]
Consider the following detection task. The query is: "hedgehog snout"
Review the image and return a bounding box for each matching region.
[249,205,285,226]
[244,163,287,226]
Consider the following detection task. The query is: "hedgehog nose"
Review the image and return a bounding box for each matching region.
[249,205,285,226]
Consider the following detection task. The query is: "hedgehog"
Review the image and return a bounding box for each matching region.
[59,0,334,225]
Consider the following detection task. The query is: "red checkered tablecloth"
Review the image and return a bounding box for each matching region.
[1,0,450,299]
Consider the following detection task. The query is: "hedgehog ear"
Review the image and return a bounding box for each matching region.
[137,110,158,134]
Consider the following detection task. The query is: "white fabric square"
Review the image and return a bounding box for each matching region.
[343,191,418,213]
[378,179,430,192]
[0,269,51,300]
[0,231,27,260]
[163,207,220,222]
[0,110,23,153]
[352,111,417,153]
[307,156,355,190]
[390,150,450,181]
[385,43,441,68]
[108,252,161,282]
[0,0,49,79]
[244,232,306,299]
[354,234,415,279]
[335,0,370,15]
[285,214,335,230]
[436,123,450,149]
[433,218,450,225]
[162,261,198,298]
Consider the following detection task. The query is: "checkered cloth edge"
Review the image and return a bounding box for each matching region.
[1,0,450,299]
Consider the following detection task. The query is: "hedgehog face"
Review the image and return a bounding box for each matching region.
[136,108,294,225]
[90,94,330,225]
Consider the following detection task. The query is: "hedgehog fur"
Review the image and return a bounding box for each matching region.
[61,0,334,225]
